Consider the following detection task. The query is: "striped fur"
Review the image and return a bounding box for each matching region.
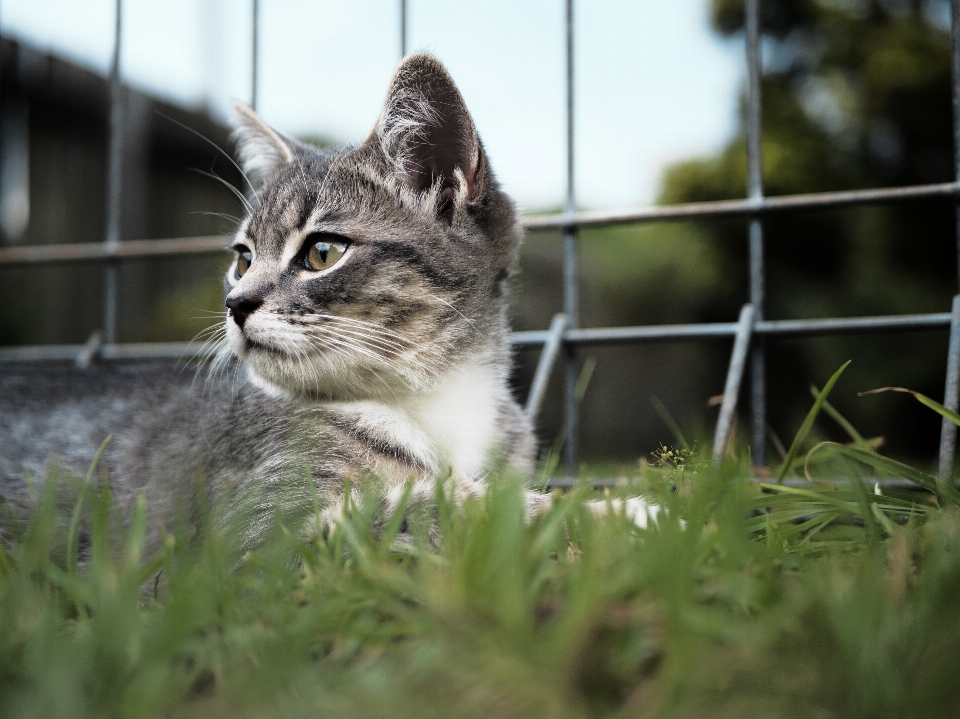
[0,54,549,556]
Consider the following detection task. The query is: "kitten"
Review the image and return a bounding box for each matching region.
[0,54,655,557]
[0,53,546,552]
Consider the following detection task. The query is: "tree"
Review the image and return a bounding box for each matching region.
[657,0,956,462]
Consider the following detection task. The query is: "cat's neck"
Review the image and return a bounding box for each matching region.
[325,352,510,479]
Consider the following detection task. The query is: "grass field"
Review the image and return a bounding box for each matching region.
[3,367,960,718]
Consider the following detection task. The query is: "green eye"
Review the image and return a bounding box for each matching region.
[234,247,253,280]
[305,237,348,271]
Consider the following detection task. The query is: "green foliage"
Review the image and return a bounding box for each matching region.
[4,376,960,718]
[650,0,956,463]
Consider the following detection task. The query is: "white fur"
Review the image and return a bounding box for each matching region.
[329,356,503,478]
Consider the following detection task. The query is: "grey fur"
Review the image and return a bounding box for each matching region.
[0,54,549,557]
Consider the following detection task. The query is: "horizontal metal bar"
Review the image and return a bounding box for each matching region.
[758,313,953,337]
[2,181,960,267]
[511,322,740,347]
[2,311,952,363]
[0,235,228,266]
[523,181,960,231]
[514,312,952,347]
[0,342,215,363]
[543,477,935,491]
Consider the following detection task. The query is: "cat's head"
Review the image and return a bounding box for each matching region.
[223,54,521,401]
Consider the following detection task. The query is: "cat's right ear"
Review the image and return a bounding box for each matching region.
[232,101,295,189]
[371,54,481,222]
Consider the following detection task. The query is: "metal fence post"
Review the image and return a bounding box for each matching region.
[952,0,960,290]
[938,295,960,481]
[103,0,123,348]
[713,304,755,462]
[251,0,259,111]
[745,0,766,467]
[400,0,407,59]
[941,0,960,482]
[562,0,579,477]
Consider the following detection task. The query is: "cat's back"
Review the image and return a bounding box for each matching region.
[1,363,181,484]
[0,363,282,505]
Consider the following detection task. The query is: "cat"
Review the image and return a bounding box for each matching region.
[0,53,654,558]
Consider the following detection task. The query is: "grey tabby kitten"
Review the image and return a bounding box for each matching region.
[0,54,557,555]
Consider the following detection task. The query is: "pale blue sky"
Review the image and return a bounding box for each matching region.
[2,0,744,211]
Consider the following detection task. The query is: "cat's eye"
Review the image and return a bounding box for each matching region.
[234,247,253,280]
[305,236,348,271]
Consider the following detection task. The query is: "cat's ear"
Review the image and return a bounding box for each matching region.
[372,54,481,218]
[232,101,295,188]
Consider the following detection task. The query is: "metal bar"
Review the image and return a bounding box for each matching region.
[524,313,567,422]
[7,182,960,267]
[400,0,407,58]
[520,181,960,231]
[745,0,763,202]
[103,0,123,346]
[251,0,259,110]
[511,322,739,347]
[939,295,960,480]
[745,0,766,467]
[756,313,953,336]
[0,235,228,266]
[953,0,960,291]
[544,477,931,491]
[6,311,952,364]
[712,304,755,462]
[563,0,579,476]
[511,312,953,347]
[944,2,960,480]
[74,331,103,369]
[0,342,220,363]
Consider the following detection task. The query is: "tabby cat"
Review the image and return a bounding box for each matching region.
[0,54,650,557]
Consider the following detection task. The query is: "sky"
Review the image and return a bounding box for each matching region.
[1,0,744,212]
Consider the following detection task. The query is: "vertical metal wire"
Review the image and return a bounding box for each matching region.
[938,296,960,481]
[954,0,960,292]
[563,0,579,476]
[400,0,407,59]
[745,0,766,466]
[251,0,259,110]
[938,0,960,481]
[103,0,123,347]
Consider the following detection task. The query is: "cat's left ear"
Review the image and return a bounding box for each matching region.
[372,54,481,222]
[232,101,295,188]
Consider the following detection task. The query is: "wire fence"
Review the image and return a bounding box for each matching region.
[2,0,960,483]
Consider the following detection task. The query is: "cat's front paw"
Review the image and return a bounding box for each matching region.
[590,496,681,530]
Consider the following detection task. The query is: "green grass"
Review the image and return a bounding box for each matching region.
[3,371,960,718]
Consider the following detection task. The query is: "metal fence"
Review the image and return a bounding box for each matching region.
[2,0,960,482]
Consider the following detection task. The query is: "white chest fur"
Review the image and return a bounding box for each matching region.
[328,358,504,479]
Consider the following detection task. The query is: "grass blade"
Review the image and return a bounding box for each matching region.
[836,444,960,506]
[651,396,689,449]
[811,385,870,448]
[860,386,960,427]
[776,361,851,483]
[67,436,111,577]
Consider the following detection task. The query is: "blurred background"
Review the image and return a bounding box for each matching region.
[0,0,956,473]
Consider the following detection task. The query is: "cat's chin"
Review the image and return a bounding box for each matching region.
[239,349,421,402]
[244,366,297,399]
[228,323,437,401]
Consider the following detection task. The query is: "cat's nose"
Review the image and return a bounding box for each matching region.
[225,294,263,328]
